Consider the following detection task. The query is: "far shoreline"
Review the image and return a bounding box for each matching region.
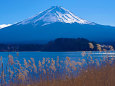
[0,50,109,53]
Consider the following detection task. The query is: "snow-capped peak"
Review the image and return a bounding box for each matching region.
[17,6,93,26]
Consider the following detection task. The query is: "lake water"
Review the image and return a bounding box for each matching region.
[0,51,115,84]
[0,51,115,67]
[0,51,115,62]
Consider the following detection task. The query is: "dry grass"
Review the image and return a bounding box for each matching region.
[9,62,115,86]
[0,43,115,86]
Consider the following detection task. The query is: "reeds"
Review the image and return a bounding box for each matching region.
[0,43,115,86]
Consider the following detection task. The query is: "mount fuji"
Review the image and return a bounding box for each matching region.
[0,6,115,44]
[17,6,93,26]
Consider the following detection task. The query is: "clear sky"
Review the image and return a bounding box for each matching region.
[0,0,115,26]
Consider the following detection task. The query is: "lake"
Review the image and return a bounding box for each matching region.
[0,51,115,67]
[0,51,115,62]
[0,51,115,84]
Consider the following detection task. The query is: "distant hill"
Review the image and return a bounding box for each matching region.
[42,38,97,51]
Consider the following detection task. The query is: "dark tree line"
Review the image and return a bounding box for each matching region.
[0,38,97,52]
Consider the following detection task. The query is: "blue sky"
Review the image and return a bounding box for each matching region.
[0,0,115,26]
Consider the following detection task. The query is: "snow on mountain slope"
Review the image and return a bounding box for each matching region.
[17,6,93,26]
[0,24,12,29]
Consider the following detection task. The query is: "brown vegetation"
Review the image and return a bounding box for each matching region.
[0,43,115,86]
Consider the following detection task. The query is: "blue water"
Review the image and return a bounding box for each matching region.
[0,51,115,70]
[0,51,115,64]
[0,51,115,85]
[0,52,83,64]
